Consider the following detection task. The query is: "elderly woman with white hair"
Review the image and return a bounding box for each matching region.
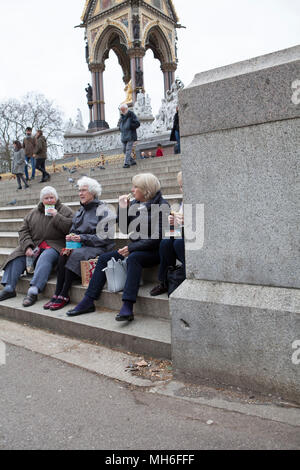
[44,177,116,311]
[0,186,73,307]
[67,173,169,322]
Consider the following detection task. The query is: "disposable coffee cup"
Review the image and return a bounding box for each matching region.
[45,205,55,216]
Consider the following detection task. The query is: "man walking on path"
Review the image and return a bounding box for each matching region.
[118,104,140,169]
[23,127,36,181]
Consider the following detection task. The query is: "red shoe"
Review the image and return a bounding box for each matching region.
[50,296,70,311]
[43,296,58,310]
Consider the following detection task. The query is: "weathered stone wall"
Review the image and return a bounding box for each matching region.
[171,46,300,402]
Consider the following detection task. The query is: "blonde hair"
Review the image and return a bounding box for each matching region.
[132,173,161,201]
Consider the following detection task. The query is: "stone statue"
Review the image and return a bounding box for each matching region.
[65,118,74,134]
[133,15,140,40]
[85,83,93,102]
[133,92,153,119]
[123,79,133,104]
[73,109,85,132]
[135,66,144,88]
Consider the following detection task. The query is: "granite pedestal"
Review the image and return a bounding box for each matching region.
[171,45,300,403]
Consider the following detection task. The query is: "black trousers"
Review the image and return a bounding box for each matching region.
[54,255,80,297]
[36,158,50,180]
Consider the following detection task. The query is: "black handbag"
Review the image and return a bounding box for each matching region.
[167,265,186,297]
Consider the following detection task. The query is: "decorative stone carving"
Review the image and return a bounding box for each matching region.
[74,109,86,132]
[133,92,154,119]
[151,78,184,133]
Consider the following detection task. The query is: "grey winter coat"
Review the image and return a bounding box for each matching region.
[65,198,116,276]
[12,148,26,175]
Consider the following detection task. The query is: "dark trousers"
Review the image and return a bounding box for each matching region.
[86,249,160,303]
[36,158,49,180]
[16,174,28,189]
[158,238,185,283]
[54,255,80,298]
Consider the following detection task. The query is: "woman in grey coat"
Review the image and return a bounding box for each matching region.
[12,141,29,190]
[44,177,116,311]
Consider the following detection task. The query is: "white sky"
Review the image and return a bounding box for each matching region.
[0,0,299,128]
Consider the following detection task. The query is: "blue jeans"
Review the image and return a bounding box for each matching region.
[24,156,36,180]
[158,239,185,283]
[175,130,181,154]
[2,248,59,292]
[86,249,160,303]
[123,141,135,166]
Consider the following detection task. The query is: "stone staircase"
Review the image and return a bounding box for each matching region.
[0,154,182,359]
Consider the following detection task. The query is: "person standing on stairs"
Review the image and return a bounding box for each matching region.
[0,186,73,307]
[23,127,36,181]
[118,104,140,169]
[67,173,170,322]
[11,141,29,191]
[33,130,51,183]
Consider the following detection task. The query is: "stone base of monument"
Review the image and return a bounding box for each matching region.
[64,119,176,158]
[171,280,300,403]
[173,45,300,403]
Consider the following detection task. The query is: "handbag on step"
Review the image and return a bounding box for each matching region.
[102,257,128,293]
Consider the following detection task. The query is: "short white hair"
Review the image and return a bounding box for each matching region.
[119,103,128,111]
[40,186,58,202]
[77,177,102,198]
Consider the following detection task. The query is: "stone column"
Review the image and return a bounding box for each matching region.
[128,47,146,103]
[89,63,109,131]
[161,62,177,95]
[171,46,300,403]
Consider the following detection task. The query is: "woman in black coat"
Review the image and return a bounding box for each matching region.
[44,177,116,311]
[67,173,169,322]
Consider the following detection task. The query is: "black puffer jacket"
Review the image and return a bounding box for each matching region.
[118,191,170,253]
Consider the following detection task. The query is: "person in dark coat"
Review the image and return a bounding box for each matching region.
[12,141,29,190]
[67,173,170,322]
[0,186,73,306]
[44,177,116,311]
[118,104,140,169]
[170,106,180,154]
[33,130,51,183]
[23,127,36,181]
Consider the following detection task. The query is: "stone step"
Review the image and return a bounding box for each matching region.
[0,220,24,232]
[11,274,168,320]
[0,194,182,220]
[0,184,180,205]
[0,297,171,359]
[0,167,182,193]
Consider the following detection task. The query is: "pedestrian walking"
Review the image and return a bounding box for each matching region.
[118,104,140,169]
[33,130,51,183]
[12,141,29,191]
[23,127,36,181]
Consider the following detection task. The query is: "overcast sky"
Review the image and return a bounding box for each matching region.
[0,0,299,128]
